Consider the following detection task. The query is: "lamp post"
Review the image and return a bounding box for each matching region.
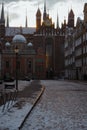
[14,46,19,91]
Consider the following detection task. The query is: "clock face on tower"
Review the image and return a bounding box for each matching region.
[45,19,52,26]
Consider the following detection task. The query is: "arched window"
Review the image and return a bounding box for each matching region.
[45,38,54,69]
[6,61,9,68]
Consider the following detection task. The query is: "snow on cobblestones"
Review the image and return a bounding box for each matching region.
[0,80,32,130]
[21,80,87,130]
[0,101,32,130]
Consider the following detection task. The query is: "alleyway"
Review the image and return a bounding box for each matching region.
[21,80,87,130]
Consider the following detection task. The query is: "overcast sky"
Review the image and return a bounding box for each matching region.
[0,0,87,27]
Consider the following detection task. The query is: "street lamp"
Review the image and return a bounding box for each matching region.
[14,46,19,91]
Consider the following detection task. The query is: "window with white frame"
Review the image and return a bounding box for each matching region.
[73,57,75,63]
[75,38,82,47]
[79,37,81,45]
[75,48,82,56]
[75,59,82,67]
[65,41,68,48]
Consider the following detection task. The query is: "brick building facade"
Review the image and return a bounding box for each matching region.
[0,2,65,79]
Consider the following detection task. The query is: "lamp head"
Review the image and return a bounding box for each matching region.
[15,46,19,54]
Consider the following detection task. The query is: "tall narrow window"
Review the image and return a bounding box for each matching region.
[6,61,9,68]
[28,61,31,68]
[45,38,53,69]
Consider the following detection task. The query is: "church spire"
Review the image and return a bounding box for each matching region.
[7,10,9,27]
[43,0,47,21]
[0,3,5,38]
[25,9,28,28]
[44,0,46,13]
[56,12,59,29]
[1,3,5,21]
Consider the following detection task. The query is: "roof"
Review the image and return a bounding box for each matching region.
[5,27,36,36]
[36,8,41,16]
[12,34,27,43]
[27,42,33,47]
[5,42,11,46]
[69,9,74,17]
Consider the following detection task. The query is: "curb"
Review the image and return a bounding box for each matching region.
[18,85,45,130]
[65,80,87,85]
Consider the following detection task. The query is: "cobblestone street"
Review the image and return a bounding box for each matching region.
[21,80,87,130]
